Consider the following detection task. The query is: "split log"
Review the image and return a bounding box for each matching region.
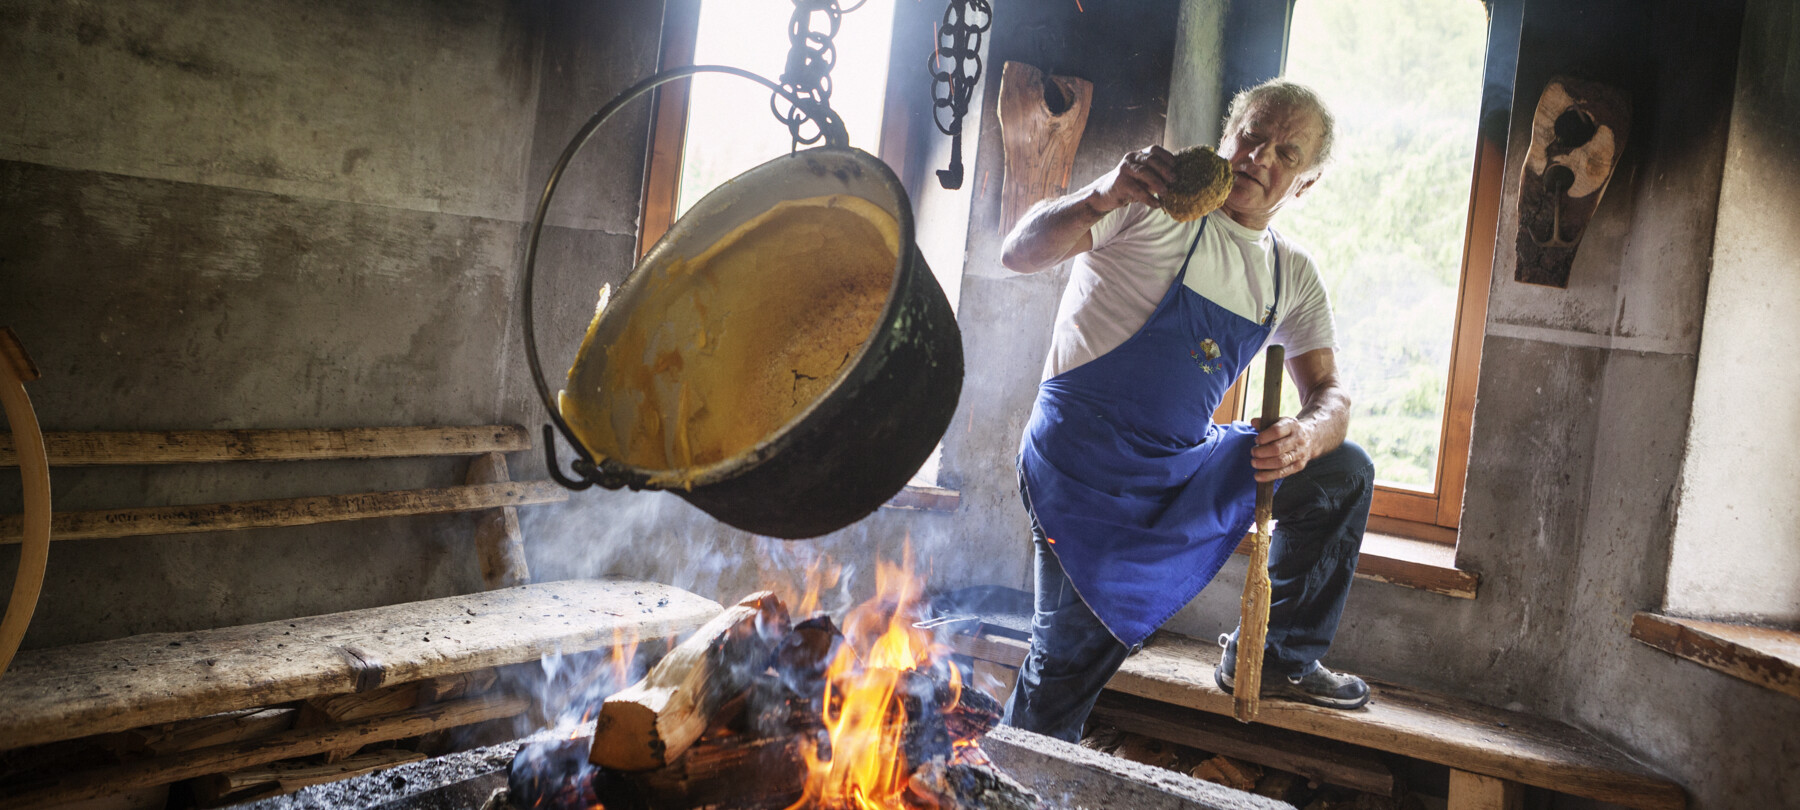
[295,681,421,762]
[590,592,790,771]
[1191,755,1263,792]
[420,667,500,703]
[631,731,809,810]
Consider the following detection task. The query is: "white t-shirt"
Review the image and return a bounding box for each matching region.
[1040,204,1337,380]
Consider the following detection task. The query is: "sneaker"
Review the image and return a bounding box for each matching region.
[1213,633,1371,710]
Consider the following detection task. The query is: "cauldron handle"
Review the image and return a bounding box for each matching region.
[521,66,850,492]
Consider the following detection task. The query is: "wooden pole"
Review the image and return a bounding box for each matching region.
[1233,344,1283,722]
[0,327,49,679]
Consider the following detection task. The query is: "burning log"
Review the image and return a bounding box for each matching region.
[904,758,1044,810]
[591,592,790,771]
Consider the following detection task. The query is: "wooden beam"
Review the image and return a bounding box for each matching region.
[952,630,1685,810]
[1448,768,1523,810]
[0,425,530,467]
[0,482,569,543]
[2,696,525,809]
[1631,612,1800,701]
[1089,692,1394,795]
[466,452,531,589]
[0,580,722,750]
[122,708,298,757]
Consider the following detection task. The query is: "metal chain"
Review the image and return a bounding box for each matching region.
[929,0,991,189]
[772,0,858,150]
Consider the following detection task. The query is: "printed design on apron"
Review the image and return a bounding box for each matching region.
[1019,216,1285,647]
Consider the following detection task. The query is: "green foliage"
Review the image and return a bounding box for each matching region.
[1278,0,1487,488]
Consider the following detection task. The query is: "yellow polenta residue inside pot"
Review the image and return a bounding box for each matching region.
[559,194,899,488]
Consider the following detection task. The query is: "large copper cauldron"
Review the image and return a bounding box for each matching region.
[522,67,963,539]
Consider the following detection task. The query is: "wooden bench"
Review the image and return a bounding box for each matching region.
[0,425,723,807]
[953,628,1686,810]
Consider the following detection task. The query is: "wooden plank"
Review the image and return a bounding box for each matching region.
[466,452,530,589]
[0,579,722,750]
[1630,612,1800,700]
[211,747,427,795]
[0,425,530,467]
[0,482,570,543]
[1090,692,1394,795]
[952,630,1685,810]
[2,696,525,809]
[123,708,298,757]
[1448,768,1523,810]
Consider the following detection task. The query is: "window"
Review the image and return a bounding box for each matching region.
[1218,0,1499,542]
[641,0,898,255]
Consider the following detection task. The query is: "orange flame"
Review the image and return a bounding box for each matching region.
[787,541,959,809]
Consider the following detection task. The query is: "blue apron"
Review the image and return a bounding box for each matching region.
[1019,216,1282,648]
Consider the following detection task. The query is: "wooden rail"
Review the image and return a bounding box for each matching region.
[0,481,569,542]
[0,425,530,467]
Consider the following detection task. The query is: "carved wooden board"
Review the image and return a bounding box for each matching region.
[998,61,1094,236]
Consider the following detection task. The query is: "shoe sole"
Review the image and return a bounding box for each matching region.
[1213,666,1371,710]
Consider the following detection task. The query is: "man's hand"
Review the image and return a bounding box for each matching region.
[1089,145,1176,213]
[1248,348,1351,483]
[1000,145,1178,274]
[1250,416,1320,483]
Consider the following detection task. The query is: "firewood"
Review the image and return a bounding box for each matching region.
[420,667,500,703]
[590,592,790,771]
[295,681,421,762]
[904,758,1044,810]
[630,731,809,810]
[1192,755,1264,792]
[1113,732,1180,770]
[194,748,425,804]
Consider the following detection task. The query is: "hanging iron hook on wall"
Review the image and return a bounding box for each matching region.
[930,0,992,189]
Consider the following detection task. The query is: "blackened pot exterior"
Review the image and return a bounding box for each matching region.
[574,147,963,539]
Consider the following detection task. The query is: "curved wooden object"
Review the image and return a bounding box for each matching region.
[997,61,1094,236]
[1234,345,1283,722]
[0,327,50,677]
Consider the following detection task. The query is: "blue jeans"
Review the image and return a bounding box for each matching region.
[1000,440,1374,742]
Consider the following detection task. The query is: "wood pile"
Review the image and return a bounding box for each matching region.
[507,592,1041,810]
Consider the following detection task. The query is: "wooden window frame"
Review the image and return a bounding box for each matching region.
[638,0,915,258]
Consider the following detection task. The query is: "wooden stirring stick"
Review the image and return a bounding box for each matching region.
[1233,344,1283,722]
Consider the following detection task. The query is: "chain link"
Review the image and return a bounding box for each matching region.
[930,0,991,189]
[772,0,852,150]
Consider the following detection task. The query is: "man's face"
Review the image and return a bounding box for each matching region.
[1216,101,1325,228]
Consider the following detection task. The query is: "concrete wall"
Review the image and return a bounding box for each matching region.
[0,0,662,647]
[1663,0,1800,625]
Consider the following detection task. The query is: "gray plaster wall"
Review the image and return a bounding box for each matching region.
[1663,0,1800,625]
[0,0,663,647]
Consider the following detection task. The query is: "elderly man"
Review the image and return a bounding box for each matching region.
[998,79,1376,742]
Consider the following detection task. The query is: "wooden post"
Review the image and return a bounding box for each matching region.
[1448,768,1524,810]
[1233,345,1283,722]
[465,451,530,588]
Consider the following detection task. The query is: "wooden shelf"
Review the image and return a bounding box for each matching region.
[0,425,531,467]
[1630,612,1800,701]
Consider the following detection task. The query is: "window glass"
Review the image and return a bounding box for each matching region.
[1275,0,1488,490]
[677,0,896,217]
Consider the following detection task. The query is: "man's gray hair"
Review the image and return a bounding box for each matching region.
[1223,79,1335,172]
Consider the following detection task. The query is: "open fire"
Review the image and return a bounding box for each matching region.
[507,550,1039,810]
